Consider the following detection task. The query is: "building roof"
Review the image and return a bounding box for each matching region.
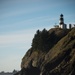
[60,14,63,17]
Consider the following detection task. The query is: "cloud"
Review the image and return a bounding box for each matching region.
[0,15,57,29]
[0,53,21,72]
[0,0,60,20]
[0,29,36,48]
[0,3,50,19]
[0,15,55,48]
[0,34,29,44]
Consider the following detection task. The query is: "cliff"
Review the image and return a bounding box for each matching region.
[17,28,75,75]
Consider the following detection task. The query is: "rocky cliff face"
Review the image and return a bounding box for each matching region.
[17,28,75,75]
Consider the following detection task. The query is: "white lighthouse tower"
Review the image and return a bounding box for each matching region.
[59,14,66,29]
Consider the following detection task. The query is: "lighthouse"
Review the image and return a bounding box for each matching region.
[59,14,66,29]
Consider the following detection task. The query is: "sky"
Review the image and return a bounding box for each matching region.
[0,0,75,72]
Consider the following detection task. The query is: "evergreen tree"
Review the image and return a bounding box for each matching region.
[32,29,50,52]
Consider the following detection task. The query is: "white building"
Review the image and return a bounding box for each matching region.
[54,14,74,29]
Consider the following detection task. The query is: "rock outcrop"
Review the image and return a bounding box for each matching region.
[16,28,75,75]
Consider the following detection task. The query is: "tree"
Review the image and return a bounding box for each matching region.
[32,29,50,52]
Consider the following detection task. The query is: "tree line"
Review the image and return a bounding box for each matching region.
[31,29,51,52]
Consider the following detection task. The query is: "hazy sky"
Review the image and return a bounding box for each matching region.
[0,0,75,72]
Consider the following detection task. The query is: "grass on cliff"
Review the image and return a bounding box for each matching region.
[45,28,75,62]
[31,28,70,53]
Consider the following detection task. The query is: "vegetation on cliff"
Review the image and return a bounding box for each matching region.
[17,28,75,75]
[32,28,70,52]
[32,28,51,52]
